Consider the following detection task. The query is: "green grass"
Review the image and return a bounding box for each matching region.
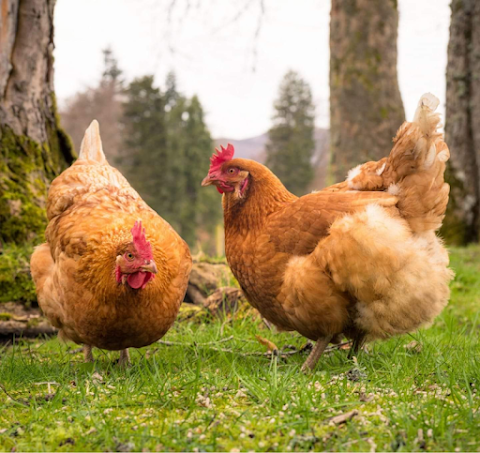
[1,246,479,452]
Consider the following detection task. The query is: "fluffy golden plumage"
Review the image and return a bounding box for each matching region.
[30,121,191,359]
[206,93,453,370]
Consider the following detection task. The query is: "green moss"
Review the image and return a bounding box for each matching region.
[0,312,13,320]
[380,106,389,119]
[0,93,75,244]
[27,317,41,327]
[0,128,49,243]
[441,162,469,245]
[0,242,37,305]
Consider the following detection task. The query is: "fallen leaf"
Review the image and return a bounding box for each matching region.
[255,335,278,352]
[91,372,103,384]
[415,428,426,450]
[404,341,422,353]
[196,394,213,408]
[367,437,377,453]
[328,409,359,425]
[359,392,374,403]
[116,442,135,452]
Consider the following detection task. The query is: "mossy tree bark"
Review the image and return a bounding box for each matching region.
[443,0,480,244]
[329,0,405,182]
[0,0,75,244]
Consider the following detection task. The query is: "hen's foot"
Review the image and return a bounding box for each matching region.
[83,345,94,363]
[301,335,332,373]
[118,349,131,367]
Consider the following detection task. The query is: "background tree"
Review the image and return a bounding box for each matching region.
[61,47,123,161]
[119,74,221,251]
[119,76,170,217]
[180,96,221,247]
[0,0,75,244]
[443,0,480,244]
[265,70,316,196]
[329,0,405,182]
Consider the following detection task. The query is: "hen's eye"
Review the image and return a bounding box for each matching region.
[228,168,235,174]
[126,252,135,261]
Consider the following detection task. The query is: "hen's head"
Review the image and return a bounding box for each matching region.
[201,144,254,201]
[115,221,157,290]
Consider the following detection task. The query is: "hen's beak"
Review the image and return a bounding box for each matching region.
[141,260,158,274]
[201,175,213,187]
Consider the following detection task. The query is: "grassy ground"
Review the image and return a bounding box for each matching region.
[0,247,479,452]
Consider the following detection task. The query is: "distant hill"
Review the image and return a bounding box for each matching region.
[215,128,330,190]
[214,134,268,162]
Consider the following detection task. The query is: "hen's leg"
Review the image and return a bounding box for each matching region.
[331,333,344,344]
[118,349,131,367]
[83,345,94,363]
[348,333,366,359]
[301,335,332,372]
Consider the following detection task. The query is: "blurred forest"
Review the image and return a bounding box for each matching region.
[60,50,221,252]
[0,0,479,305]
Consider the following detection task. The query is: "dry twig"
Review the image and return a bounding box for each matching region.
[328,409,359,425]
[158,338,352,358]
[158,335,235,347]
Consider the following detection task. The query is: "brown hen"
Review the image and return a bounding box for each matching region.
[31,121,192,365]
[202,93,453,371]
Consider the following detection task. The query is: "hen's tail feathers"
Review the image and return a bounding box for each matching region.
[388,93,449,234]
[78,120,107,163]
[345,93,450,234]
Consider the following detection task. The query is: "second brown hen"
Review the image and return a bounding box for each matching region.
[202,93,453,371]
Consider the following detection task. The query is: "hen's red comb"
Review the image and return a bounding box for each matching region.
[209,144,235,172]
[131,221,153,260]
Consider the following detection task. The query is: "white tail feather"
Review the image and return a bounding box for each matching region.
[424,143,437,168]
[78,120,107,163]
[413,93,441,137]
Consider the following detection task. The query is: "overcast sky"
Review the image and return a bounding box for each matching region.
[54,0,451,140]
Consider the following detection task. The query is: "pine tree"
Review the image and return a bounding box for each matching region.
[101,47,122,86]
[180,96,221,247]
[265,70,316,196]
[120,74,220,251]
[165,71,181,110]
[119,76,171,220]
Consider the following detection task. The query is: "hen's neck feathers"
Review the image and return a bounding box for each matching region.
[223,161,297,233]
[76,226,170,303]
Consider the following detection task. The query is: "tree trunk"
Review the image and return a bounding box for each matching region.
[443,0,480,244]
[329,0,405,182]
[0,0,75,244]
